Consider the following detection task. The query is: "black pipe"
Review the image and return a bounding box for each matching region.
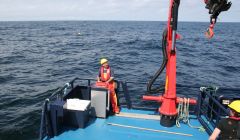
[146,28,168,94]
[146,0,180,94]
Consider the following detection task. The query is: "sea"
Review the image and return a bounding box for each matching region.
[0,21,239,140]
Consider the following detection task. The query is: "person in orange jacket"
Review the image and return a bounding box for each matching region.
[97,58,120,114]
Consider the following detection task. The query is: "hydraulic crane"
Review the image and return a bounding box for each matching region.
[143,0,231,127]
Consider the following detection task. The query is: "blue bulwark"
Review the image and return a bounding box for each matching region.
[49,108,208,140]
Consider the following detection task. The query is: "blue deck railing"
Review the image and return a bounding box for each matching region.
[39,77,238,140]
[196,87,230,135]
[39,77,135,140]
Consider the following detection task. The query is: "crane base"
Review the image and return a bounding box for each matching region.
[160,115,176,127]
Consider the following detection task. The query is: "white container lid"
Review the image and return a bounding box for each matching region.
[64,99,90,111]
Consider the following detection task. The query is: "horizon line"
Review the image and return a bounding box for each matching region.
[0,19,239,23]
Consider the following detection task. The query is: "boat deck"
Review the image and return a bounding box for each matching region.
[49,108,209,140]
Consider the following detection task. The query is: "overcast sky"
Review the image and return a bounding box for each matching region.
[0,0,239,22]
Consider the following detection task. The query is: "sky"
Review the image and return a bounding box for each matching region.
[0,0,239,22]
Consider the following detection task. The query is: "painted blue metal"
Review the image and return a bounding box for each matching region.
[40,78,237,140]
[48,108,208,140]
[196,87,231,135]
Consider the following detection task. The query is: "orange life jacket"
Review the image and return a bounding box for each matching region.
[100,66,111,82]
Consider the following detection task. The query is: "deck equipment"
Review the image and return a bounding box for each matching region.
[143,0,231,127]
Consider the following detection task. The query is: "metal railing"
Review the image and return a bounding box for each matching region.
[39,77,134,140]
[197,86,230,135]
[40,77,235,139]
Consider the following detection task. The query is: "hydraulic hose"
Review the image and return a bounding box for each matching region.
[146,29,168,94]
[205,0,231,21]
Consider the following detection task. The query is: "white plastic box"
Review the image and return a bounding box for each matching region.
[63,99,91,128]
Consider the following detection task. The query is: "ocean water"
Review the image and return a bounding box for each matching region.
[0,21,239,140]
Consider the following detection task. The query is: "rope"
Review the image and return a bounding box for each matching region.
[176,99,183,127]
[176,98,205,131]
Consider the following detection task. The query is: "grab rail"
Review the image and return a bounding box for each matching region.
[39,77,133,139]
[197,87,230,135]
[39,99,50,140]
